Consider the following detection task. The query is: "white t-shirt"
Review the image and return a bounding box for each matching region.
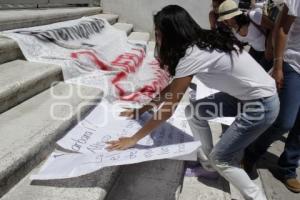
[174,46,276,101]
[284,0,300,74]
[234,8,266,51]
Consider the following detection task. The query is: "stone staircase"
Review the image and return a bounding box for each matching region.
[0,5,298,200]
[0,7,154,200]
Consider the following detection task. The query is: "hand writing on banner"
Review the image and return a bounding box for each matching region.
[106,137,138,151]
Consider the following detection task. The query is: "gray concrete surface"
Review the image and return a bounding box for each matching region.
[106,159,184,200]
[101,0,211,37]
[1,162,120,200]
[95,13,119,24]
[113,23,134,35]
[128,32,150,43]
[0,60,62,114]
[178,176,231,200]
[0,82,103,197]
[0,36,24,65]
[257,139,300,200]
[0,7,102,31]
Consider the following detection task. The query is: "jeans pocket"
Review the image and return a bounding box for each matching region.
[242,102,265,124]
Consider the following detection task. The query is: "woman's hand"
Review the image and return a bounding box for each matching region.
[272,66,284,90]
[264,48,273,61]
[120,109,137,119]
[106,137,138,151]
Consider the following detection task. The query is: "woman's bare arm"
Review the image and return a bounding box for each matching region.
[272,4,295,89]
[261,14,274,30]
[138,83,172,114]
[107,75,193,150]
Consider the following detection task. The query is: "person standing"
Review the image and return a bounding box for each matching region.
[245,0,300,193]
[218,0,274,71]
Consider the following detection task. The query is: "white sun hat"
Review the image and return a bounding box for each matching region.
[218,0,243,22]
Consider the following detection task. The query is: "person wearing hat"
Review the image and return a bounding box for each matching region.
[218,0,274,71]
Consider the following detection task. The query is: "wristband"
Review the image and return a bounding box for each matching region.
[273,57,283,62]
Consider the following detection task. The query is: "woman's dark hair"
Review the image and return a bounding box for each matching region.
[234,13,251,32]
[154,5,244,76]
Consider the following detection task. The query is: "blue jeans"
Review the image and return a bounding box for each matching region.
[185,92,279,200]
[246,62,300,179]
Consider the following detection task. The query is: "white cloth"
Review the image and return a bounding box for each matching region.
[2,16,170,103]
[174,46,276,100]
[30,99,201,180]
[234,8,266,51]
[249,7,263,24]
[284,0,300,74]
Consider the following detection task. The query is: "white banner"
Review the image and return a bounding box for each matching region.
[56,100,195,154]
[31,141,200,180]
[2,16,169,103]
[30,100,200,180]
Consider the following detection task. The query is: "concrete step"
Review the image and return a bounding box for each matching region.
[178,174,231,200]
[0,60,62,114]
[128,31,150,44]
[0,82,103,197]
[0,36,24,65]
[95,13,119,25]
[0,13,119,65]
[259,168,300,200]
[106,160,184,200]
[257,139,300,200]
[1,161,120,200]
[113,22,133,36]
[0,7,102,31]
